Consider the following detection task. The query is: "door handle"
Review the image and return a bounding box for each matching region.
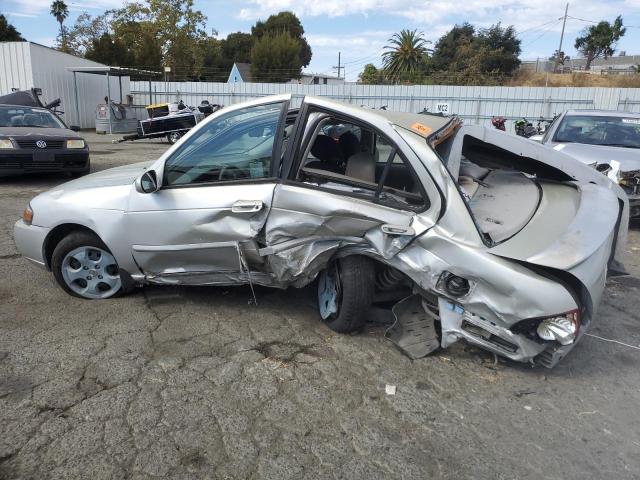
[381,224,415,236]
[232,200,263,213]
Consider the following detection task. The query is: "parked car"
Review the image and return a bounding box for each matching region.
[536,110,640,218]
[14,94,629,367]
[0,105,89,177]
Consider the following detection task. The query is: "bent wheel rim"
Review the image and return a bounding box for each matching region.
[318,262,341,320]
[61,246,121,299]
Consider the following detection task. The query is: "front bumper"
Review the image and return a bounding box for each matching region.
[0,151,89,176]
[13,220,50,268]
[438,298,588,367]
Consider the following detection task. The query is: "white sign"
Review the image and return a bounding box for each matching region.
[435,103,450,114]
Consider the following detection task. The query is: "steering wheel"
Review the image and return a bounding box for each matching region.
[218,165,242,181]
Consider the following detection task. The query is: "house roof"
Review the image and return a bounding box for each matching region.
[234,63,252,81]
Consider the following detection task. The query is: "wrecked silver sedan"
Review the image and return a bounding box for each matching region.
[14,94,629,367]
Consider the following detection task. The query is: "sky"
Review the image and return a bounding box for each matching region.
[3,0,640,81]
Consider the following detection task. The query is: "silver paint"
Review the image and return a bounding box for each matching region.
[14,94,628,366]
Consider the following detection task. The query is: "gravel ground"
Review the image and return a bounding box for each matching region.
[1,132,639,480]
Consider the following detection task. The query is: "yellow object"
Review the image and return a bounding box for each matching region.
[23,205,33,225]
[146,103,169,110]
[410,123,432,136]
[66,139,85,149]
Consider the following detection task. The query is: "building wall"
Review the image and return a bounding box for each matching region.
[227,64,245,84]
[130,80,640,131]
[0,42,129,128]
[29,43,127,128]
[0,42,34,95]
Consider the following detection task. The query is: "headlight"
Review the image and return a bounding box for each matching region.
[23,204,33,225]
[66,139,86,149]
[0,138,14,149]
[536,310,580,345]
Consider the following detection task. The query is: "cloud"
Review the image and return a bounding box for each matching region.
[235,0,640,36]
[4,0,123,16]
[5,12,38,18]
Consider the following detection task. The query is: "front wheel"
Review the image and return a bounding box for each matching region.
[167,131,183,144]
[51,231,123,299]
[317,256,375,333]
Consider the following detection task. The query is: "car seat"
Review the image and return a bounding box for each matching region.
[307,135,344,173]
[339,131,361,160]
[345,152,375,183]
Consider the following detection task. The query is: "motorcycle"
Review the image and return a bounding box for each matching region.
[514,118,538,138]
[491,116,506,131]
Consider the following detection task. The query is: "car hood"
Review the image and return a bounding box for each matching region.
[0,126,82,138]
[53,161,153,191]
[31,161,153,220]
[552,142,640,172]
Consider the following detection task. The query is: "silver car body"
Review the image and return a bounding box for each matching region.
[14,94,629,367]
[540,109,640,217]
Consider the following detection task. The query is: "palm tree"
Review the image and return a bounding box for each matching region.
[382,30,431,84]
[50,0,69,51]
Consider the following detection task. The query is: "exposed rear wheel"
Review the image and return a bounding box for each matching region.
[52,231,123,299]
[317,256,375,333]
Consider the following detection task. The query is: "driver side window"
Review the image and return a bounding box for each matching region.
[164,102,284,186]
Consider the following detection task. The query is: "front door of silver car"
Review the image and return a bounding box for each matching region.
[124,99,290,284]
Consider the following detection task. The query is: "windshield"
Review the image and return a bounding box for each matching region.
[0,106,66,128]
[554,114,640,149]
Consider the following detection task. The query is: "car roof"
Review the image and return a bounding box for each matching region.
[306,96,453,138]
[564,109,640,118]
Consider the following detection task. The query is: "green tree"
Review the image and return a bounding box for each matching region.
[475,23,520,74]
[50,0,70,52]
[222,32,253,64]
[358,64,383,84]
[85,32,135,66]
[382,29,430,83]
[250,32,302,82]
[110,0,207,79]
[251,12,312,67]
[575,15,626,70]
[427,22,521,84]
[63,12,110,55]
[0,14,25,41]
[430,23,475,72]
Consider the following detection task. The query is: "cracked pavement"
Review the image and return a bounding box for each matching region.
[1,133,640,479]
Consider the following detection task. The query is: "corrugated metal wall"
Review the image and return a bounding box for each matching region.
[0,42,129,128]
[130,81,640,131]
[0,42,33,96]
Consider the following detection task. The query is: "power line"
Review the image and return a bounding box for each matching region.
[517,19,564,37]
[522,19,563,48]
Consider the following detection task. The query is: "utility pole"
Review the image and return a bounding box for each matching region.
[555,3,569,73]
[333,52,343,79]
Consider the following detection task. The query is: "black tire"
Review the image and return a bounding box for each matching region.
[166,131,183,144]
[51,231,129,300]
[318,256,375,333]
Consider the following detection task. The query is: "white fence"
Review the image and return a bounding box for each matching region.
[130,81,640,130]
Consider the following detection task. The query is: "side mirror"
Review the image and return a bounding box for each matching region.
[69,125,80,132]
[136,170,159,194]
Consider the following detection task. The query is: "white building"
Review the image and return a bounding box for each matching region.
[0,42,128,128]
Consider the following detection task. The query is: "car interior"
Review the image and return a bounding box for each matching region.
[296,117,427,211]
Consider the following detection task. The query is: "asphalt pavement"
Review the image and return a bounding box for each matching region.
[1,132,639,479]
